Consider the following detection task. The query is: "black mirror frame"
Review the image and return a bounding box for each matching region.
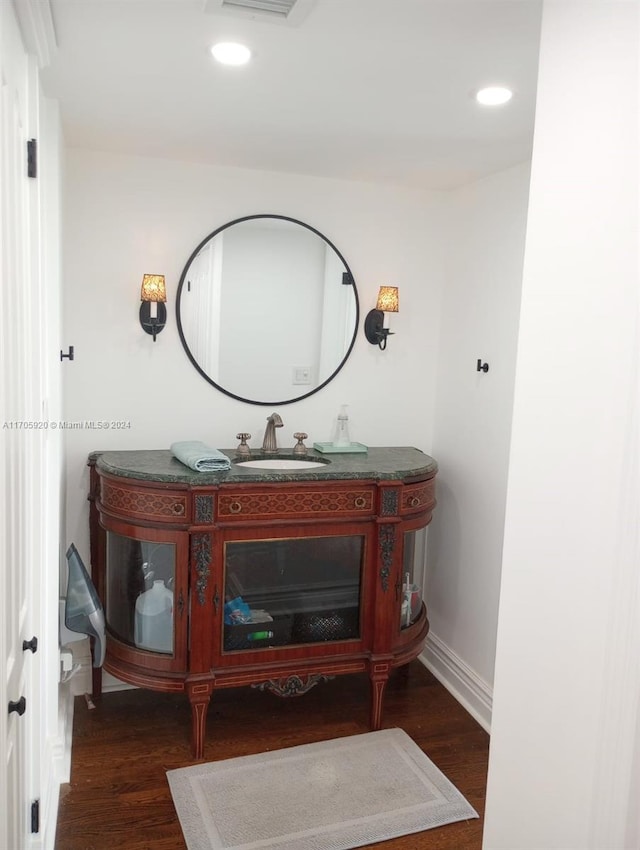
[175,214,360,406]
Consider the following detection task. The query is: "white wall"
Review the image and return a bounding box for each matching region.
[62,150,446,561]
[484,2,640,847]
[217,224,325,400]
[425,163,530,729]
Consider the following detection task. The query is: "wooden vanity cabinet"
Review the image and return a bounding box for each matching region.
[88,450,436,758]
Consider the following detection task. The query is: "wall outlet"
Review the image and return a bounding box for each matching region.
[292,366,312,385]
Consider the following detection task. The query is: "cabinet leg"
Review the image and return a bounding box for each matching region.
[89,636,102,699]
[187,682,213,760]
[91,665,102,699]
[369,663,390,730]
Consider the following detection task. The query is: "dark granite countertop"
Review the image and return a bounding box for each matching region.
[91,447,437,485]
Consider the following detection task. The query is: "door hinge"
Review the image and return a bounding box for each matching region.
[27,139,37,178]
[30,799,40,834]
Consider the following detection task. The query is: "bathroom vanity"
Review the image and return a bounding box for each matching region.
[88,447,437,758]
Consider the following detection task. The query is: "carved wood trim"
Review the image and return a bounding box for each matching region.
[217,488,374,519]
[401,480,435,513]
[101,480,187,521]
[381,489,399,516]
[379,524,395,592]
[191,533,212,606]
[194,494,214,524]
[251,674,334,697]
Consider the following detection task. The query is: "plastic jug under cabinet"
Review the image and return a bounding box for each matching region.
[400,574,421,629]
[134,580,173,653]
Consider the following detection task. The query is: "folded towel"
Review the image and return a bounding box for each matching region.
[170,441,231,472]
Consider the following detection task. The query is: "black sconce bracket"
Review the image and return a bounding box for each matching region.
[140,302,167,342]
[364,309,394,351]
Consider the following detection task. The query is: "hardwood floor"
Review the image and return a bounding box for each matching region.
[55,662,489,850]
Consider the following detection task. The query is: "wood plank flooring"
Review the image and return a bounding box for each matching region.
[55,662,489,849]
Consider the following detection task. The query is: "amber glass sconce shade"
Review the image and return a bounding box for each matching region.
[364,286,399,350]
[139,274,167,342]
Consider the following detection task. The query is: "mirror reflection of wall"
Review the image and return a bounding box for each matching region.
[219,223,324,400]
[177,215,359,405]
[180,237,223,379]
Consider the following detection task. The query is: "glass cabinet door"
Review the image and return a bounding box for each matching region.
[399,528,427,630]
[222,534,365,653]
[105,530,176,655]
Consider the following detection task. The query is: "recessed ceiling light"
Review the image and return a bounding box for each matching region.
[476,86,513,106]
[210,42,251,66]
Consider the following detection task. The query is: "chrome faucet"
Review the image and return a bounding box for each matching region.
[262,412,283,454]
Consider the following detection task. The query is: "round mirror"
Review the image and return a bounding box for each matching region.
[176,215,359,405]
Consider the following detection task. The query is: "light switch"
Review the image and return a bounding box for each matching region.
[292,366,312,385]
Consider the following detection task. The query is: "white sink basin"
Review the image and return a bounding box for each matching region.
[236,458,328,470]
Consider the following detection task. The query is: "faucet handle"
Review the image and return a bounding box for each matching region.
[293,432,308,456]
[236,432,251,459]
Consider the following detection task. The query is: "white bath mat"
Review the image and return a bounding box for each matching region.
[167,728,478,850]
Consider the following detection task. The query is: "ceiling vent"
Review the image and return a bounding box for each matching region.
[203,0,316,26]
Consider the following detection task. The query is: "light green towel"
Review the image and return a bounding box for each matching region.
[170,441,231,472]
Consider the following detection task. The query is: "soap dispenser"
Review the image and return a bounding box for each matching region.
[334,405,351,448]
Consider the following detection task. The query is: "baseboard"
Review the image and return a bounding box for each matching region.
[30,683,75,850]
[419,632,492,733]
[72,640,136,694]
[53,681,75,783]
[42,665,133,848]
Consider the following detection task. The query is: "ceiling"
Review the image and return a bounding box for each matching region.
[39,0,542,191]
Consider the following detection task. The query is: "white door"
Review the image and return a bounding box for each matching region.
[0,3,42,847]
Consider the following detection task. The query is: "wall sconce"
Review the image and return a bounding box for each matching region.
[139,274,167,342]
[364,286,399,350]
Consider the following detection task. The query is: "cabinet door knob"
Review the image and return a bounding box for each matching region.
[22,636,38,653]
[172,503,185,515]
[229,501,242,514]
[8,696,26,716]
[354,496,366,509]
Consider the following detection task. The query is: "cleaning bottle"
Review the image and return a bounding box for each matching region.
[334,405,351,448]
[135,579,173,653]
